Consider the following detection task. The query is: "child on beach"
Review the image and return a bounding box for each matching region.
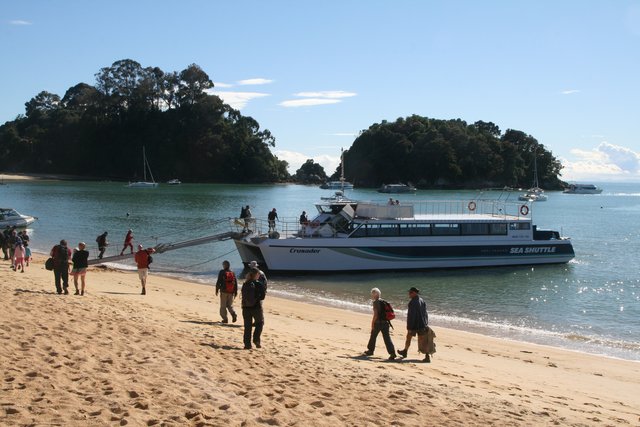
[24,242,31,267]
[13,243,25,272]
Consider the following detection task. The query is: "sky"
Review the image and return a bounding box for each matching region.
[2,0,640,181]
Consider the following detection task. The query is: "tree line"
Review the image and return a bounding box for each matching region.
[0,59,289,182]
[331,116,565,189]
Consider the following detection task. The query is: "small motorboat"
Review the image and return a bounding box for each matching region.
[377,183,416,193]
[0,208,37,228]
[167,179,182,185]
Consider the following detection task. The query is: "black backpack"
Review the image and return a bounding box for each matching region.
[242,280,265,307]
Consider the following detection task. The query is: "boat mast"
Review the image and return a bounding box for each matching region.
[142,146,147,182]
[340,148,345,191]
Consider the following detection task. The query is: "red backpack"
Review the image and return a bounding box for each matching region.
[380,299,396,321]
[224,271,236,293]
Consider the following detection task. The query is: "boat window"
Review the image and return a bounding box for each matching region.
[399,224,431,236]
[366,224,400,237]
[489,223,508,235]
[431,223,460,236]
[509,222,531,230]
[461,223,488,235]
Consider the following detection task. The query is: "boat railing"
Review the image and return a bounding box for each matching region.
[407,199,531,219]
[230,217,312,238]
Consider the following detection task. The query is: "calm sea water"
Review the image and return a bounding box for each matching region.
[3,181,639,360]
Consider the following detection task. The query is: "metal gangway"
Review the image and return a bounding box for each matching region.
[86,229,241,266]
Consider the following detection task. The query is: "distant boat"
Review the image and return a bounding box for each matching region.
[0,208,37,228]
[127,147,158,188]
[378,183,416,193]
[320,148,353,190]
[320,181,353,190]
[563,183,603,194]
[518,154,547,202]
[167,179,182,185]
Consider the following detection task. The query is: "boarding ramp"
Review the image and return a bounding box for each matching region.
[87,228,241,266]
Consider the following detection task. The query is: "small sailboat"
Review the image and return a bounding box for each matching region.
[128,147,158,188]
[518,154,547,202]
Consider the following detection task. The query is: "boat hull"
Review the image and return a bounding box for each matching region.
[234,237,575,272]
[127,182,158,188]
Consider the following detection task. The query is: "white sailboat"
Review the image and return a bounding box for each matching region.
[128,147,158,188]
[518,154,547,202]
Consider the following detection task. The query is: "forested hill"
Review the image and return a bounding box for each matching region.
[0,59,289,183]
[339,116,565,189]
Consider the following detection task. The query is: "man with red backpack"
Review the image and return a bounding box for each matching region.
[215,260,238,323]
[364,287,397,360]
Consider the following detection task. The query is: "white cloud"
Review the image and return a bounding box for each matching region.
[295,91,357,99]
[9,20,32,25]
[561,142,640,181]
[213,81,233,88]
[208,90,269,110]
[279,98,341,108]
[274,150,340,174]
[560,89,580,95]
[238,78,273,85]
[328,132,358,137]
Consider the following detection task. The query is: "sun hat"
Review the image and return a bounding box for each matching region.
[249,260,258,268]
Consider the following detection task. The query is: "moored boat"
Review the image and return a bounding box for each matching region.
[232,197,574,272]
[167,179,182,185]
[320,181,353,190]
[563,183,603,194]
[127,147,158,188]
[0,208,37,228]
[377,183,416,193]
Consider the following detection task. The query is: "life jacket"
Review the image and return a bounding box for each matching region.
[224,271,236,293]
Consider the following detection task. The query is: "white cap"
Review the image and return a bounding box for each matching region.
[249,260,258,268]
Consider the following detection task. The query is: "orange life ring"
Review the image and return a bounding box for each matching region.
[468,201,477,211]
[520,205,529,216]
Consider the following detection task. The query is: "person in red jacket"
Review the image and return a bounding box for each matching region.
[134,244,155,295]
[120,229,134,255]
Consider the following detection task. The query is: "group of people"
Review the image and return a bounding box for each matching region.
[47,227,155,296]
[1,227,32,272]
[239,206,281,234]
[215,260,267,349]
[365,286,432,362]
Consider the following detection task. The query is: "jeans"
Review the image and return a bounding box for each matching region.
[53,268,69,293]
[367,321,396,356]
[242,306,264,348]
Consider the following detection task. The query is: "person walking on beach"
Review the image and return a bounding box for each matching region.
[96,231,109,259]
[24,242,31,267]
[397,287,431,363]
[13,242,26,273]
[249,260,268,297]
[120,229,134,255]
[8,229,19,270]
[50,240,72,294]
[0,228,7,260]
[241,268,266,349]
[134,244,155,295]
[71,242,89,295]
[364,288,397,360]
[267,208,278,232]
[215,260,238,323]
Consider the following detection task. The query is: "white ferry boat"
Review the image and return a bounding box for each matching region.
[232,196,574,272]
[0,208,37,228]
[563,183,602,194]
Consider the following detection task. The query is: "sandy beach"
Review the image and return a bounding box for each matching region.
[1,255,639,426]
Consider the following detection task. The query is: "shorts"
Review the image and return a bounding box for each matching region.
[138,268,148,280]
[71,268,87,276]
[407,327,428,337]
